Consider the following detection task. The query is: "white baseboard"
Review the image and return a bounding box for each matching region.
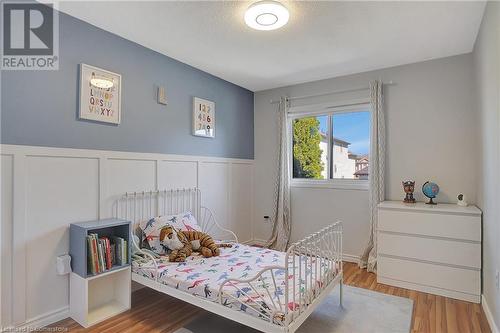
[249,238,267,246]
[15,306,69,330]
[482,294,500,333]
[342,253,360,264]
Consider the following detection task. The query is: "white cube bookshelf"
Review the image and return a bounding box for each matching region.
[70,264,131,327]
[69,218,132,327]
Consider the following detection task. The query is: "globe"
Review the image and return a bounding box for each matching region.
[422,181,439,205]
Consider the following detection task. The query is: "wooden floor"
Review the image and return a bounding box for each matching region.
[50,262,491,332]
[342,263,491,333]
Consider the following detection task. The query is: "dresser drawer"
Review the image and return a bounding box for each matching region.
[378,232,481,269]
[378,256,480,296]
[378,209,481,241]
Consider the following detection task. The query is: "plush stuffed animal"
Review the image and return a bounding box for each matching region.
[159,225,231,262]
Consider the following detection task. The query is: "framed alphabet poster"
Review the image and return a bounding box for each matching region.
[193,97,215,138]
[79,63,121,124]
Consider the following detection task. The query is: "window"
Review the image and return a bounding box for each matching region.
[292,115,328,179]
[291,106,371,188]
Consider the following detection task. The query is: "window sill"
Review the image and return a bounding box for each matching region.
[291,179,369,191]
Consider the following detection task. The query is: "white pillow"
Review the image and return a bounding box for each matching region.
[172,211,202,232]
[139,211,201,254]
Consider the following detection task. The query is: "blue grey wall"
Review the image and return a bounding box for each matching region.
[1,12,254,159]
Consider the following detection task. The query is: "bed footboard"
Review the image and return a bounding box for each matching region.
[219,221,343,330]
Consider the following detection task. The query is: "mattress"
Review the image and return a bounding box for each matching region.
[132,243,337,324]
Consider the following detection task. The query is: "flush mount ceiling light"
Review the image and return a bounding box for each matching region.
[90,72,114,89]
[245,1,289,31]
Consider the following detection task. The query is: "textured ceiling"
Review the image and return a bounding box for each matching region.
[57,1,486,91]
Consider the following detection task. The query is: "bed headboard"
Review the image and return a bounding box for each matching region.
[115,188,201,224]
[114,188,238,249]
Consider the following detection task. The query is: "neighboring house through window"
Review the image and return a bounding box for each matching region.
[291,104,371,189]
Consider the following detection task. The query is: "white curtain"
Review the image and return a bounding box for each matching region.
[266,97,292,251]
[359,80,385,272]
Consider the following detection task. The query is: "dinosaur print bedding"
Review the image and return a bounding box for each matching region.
[132,243,339,325]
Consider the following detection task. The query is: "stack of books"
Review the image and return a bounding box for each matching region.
[86,233,128,275]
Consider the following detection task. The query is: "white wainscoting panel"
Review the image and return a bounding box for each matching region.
[158,160,198,190]
[199,162,229,239]
[25,156,99,321]
[1,154,13,327]
[0,144,254,328]
[229,163,254,242]
[107,159,157,194]
[103,158,157,218]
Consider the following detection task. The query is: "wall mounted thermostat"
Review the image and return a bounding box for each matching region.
[157,86,167,105]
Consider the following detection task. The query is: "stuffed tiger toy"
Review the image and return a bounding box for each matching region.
[159,225,232,262]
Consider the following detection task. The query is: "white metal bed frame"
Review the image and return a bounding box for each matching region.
[115,188,343,333]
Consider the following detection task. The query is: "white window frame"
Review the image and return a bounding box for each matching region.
[289,100,371,191]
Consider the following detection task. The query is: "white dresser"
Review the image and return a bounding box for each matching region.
[377,201,482,303]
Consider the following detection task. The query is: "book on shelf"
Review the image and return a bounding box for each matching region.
[87,234,99,274]
[86,234,128,275]
[112,236,128,266]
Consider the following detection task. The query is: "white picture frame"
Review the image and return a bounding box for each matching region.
[79,63,122,124]
[193,97,215,138]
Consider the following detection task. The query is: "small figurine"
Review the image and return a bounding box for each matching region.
[402,181,416,203]
[457,194,468,207]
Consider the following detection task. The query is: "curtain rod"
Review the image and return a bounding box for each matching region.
[269,80,395,104]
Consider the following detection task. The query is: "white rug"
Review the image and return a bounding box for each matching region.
[174,285,413,333]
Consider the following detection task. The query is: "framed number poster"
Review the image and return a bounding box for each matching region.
[193,97,215,138]
[79,64,121,124]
